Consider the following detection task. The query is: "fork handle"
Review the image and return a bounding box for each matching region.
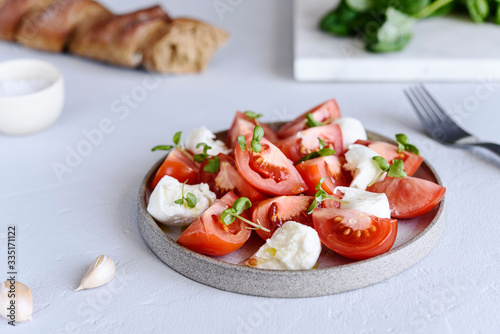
[475,143,500,158]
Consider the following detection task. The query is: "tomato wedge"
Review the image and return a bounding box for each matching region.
[177,192,251,256]
[198,154,267,202]
[367,177,446,219]
[252,195,340,240]
[152,148,200,189]
[278,124,344,164]
[277,99,341,139]
[226,111,278,149]
[355,140,423,177]
[313,208,398,260]
[234,134,308,196]
[296,155,348,196]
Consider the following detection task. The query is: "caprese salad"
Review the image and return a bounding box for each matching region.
[146,100,446,270]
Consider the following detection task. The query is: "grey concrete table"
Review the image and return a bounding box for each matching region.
[1,0,500,333]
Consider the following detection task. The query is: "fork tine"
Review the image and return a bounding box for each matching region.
[416,84,456,124]
[404,88,436,131]
[409,86,443,125]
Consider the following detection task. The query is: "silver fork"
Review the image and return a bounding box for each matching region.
[404,85,500,157]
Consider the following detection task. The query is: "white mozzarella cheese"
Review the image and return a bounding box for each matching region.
[344,144,384,190]
[185,126,231,156]
[246,221,321,270]
[334,186,391,218]
[147,176,216,226]
[332,117,368,149]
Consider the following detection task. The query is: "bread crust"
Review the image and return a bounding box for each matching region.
[69,5,170,67]
[0,0,47,41]
[15,0,111,52]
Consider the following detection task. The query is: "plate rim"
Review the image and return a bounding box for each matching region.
[137,127,446,297]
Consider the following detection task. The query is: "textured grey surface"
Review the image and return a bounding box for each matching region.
[138,129,446,297]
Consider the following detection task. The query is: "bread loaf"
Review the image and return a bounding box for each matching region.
[0,2,228,73]
[143,18,229,73]
[69,6,170,68]
[15,0,111,52]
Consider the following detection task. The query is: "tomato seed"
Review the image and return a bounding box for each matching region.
[333,216,343,223]
[370,225,377,232]
[355,230,361,238]
[343,228,351,235]
[364,230,370,237]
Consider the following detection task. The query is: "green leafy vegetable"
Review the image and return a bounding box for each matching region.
[395,133,421,155]
[307,178,345,214]
[366,7,416,53]
[220,197,270,232]
[238,126,264,153]
[204,157,221,173]
[305,113,331,128]
[296,138,337,164]
[151,131,183,152]
[175,181,197,208]
[243,111,263,120]
[193,142,212,162]
[319,0,488,54]
[369,156,407,186]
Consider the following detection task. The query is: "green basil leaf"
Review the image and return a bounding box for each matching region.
[243,111,263,120]
[185,193,197,208]
[193,154,206,163]
[221,209,236,225]
[305,113,321,128]
[307,199,318,215]
[237,136,247,151]
[318,148,336,156]
[396,133,409,145]
[151,145,174,152]
[174,198,184,205]
[253,126,264,141]
[316,177,328,190]
[366,8,415,53]
[397,142,405,154]
[233,197,252,214]
[173,131,182,146]
[373,156,389,171]
[203,156,221,173]
[387,159,407,178]
[251,141,262,153]
[405,144,420,156]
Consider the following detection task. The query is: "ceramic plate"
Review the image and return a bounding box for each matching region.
[137,124,445,298]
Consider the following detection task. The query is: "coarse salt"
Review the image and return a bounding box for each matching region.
[0,77,52,97]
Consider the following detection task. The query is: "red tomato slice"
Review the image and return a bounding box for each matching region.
[355,140,423,177]
[226,111,278,149]
[198,154,267,202]
[277,99,341,138]
[152,148,199,189]
[367,177,446,219]
[313,208,398,260]
[252,195,340,240]
[278,124,344,164]
[296,155,348,196]
[177,192,251,256]
[234,134,308,196]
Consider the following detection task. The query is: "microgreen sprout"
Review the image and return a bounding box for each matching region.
[307,177,345,214]
[174,181,197,208]
[220,197,270,232]
[243,111,263,121]
[305,113,330,128]
[368,156,407,187]
[151,131,182,152]
[237,126,264,153]
[296,138,336,164]
[395,133,420,155]
[192,143,221,173]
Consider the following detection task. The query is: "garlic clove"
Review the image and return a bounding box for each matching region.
[75,255,116,291]
[0,281,33,322]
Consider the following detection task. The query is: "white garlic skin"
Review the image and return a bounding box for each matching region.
[0,281,33,322]
[76,255,116,291]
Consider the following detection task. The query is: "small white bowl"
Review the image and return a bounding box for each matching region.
[0,59,64,135]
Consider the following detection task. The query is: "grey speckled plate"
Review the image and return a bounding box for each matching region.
[137,124,445,298]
